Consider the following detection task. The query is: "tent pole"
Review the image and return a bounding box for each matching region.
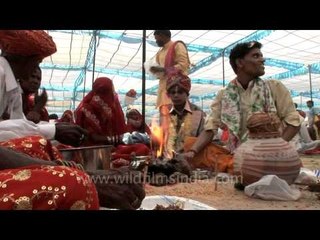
[222,49,225,87]
[142,30,146,132]
[91,30,98,89]
[308,65,313,101]
[300,93,302,108]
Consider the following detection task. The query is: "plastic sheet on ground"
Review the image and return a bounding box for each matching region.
[139,195,216,210]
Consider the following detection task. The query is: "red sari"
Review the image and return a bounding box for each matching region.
[0,165,99,210]
[75,77,127,146]
[58,110,75,124]
[0,136,99,210]
[0,135,62,161]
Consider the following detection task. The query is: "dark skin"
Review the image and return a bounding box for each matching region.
[55,122,88,147]
[0,146,145,210]
[89,134,123,146]
[88,168,145,209]
[154,32,170,48]
[149,33,170,74]
[167,85,188,111]
[183,47,300,161]
[3,54,91,147]
[20,66,48,123]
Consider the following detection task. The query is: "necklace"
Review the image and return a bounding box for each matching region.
[165,112,193,158]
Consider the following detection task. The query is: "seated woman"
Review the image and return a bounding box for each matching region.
[75,77,127,146]
[0,135,145,210]
[0,135,98,210]
[126,108,151,135]
[112,109,152,168]
[122,108,151,147]
[0,135,63,161]
[19,66,49,123]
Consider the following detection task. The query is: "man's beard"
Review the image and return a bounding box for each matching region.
[156,40,164,47]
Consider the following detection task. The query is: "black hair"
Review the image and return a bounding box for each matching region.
[154,30,171,38]
[307,100,314,106]
[49,113,59,119]
[229,41,262,73]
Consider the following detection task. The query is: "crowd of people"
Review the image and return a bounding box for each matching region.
[0,30,318,210]
[0,30,144,210]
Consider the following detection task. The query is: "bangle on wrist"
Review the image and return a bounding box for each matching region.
[54,160,84,171]
[189,149,198,155]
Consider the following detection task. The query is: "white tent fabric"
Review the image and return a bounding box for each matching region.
[37,30,320,122]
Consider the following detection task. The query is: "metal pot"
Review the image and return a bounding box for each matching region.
[59,145,113,171]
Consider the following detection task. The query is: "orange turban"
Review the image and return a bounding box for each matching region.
[166,69,191,93]
[0,30,56,60]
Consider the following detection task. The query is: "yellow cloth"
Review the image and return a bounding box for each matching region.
[204,79,301,143]
[184,136,234,174]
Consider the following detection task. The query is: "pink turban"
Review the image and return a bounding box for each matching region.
[166,69,191,93]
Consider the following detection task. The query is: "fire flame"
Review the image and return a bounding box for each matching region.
[150,118,164,158]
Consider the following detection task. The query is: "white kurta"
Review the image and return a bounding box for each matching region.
[0,56,55,141]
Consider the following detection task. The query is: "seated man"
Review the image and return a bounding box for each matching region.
[164,70,233,173]
[0,142,145,210]
[182,41,301,185]
[0,30,86,147]
[291,103,320,153]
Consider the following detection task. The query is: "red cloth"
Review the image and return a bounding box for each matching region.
[112,144,151,161]
[303,148,320,155]
[75,77,127,145]
[58,110,75,124]
[115,144,150,156]
[126,108,151,135]
[164,41,187,68]
[0,30,56,60]
[0,135,62,161]
[0,165,99,209]
[126,89,137,98]
[22,94,49,122]
[221,129,229,142]
[297,110,306,118]
[112,144,151,168]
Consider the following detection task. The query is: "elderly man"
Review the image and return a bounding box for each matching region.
[0,30,145,210]
[0,30,86,147]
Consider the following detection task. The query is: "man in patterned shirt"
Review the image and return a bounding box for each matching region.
[183,41,301,161]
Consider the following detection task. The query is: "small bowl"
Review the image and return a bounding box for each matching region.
[130,155,151,171]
